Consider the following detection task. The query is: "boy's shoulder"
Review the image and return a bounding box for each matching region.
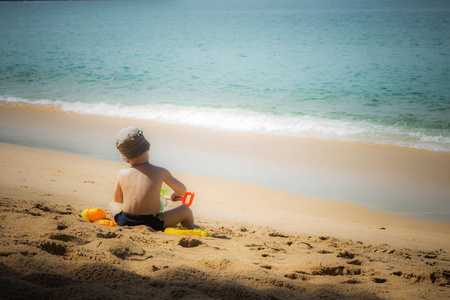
[118,164,169,177]
[148,164,171,179]
[117,167,134,179]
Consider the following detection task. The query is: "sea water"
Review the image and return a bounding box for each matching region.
[0,0,449,152]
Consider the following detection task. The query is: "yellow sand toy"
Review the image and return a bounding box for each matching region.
[164,227,212,237]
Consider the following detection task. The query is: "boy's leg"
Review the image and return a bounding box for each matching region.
[162,205,196,229]
[108,201,123,219]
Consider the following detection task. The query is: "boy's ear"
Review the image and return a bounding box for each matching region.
[147,147,150,152]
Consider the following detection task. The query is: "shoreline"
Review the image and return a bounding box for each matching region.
[0,104,449,223]
[1,100,448,155]
[1,99,449,154]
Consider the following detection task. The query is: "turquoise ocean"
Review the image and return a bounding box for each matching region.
[0,0,449,152]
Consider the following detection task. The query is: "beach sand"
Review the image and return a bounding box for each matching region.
[1,106,449,299]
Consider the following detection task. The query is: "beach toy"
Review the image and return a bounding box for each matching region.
[179,192,195,207]
[164,227,212,237]
[81,208,106,222]
[160,189,168,212]
[160,195,167,212]
[98,219,117,227]
[161,190,195,208]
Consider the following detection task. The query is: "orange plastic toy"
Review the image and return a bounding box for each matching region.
[98,219,117,227]
[160,189,195,207]
[81,208,106,222]
[180,192,195,207]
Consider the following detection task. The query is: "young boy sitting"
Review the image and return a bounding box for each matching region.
[108,126,196,230]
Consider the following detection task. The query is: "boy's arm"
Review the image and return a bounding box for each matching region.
[163,169,186,201]
[109,175,124,219]
[113,177,124,204]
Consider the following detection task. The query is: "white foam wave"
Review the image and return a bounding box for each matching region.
[1,96,449,152]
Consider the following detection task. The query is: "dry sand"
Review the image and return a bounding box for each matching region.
[1,141,449,299]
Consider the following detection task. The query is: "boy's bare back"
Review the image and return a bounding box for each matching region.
[115,158,186,215]
[116,163,166,215]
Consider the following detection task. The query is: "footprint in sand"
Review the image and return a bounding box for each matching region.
[284,272,309,281]
[317,250,333,254]
[430,270,450,286]
[347,260,362,266]
[342,279,361,284]
[312,266,362,276]
[268,231,289,238]
[109,243,146,260]
[178,237,203,248]
[96,232,119,239]
[372,278,387,283]
[337,251,355,259]
[57,223,68,230]
[49,233,88,245]
[33,203,51,212]
[245,244,265,251]
[35,240,68,256]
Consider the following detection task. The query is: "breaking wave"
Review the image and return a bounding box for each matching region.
[1,96,449,152]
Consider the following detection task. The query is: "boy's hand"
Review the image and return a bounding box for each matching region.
[170,190,181,202]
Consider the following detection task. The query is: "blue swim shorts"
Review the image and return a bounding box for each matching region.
[114,211,165,231]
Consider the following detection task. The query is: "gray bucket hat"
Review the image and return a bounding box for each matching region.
[115,126,150,161]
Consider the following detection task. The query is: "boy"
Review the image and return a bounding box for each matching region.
[108,126,196,230]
